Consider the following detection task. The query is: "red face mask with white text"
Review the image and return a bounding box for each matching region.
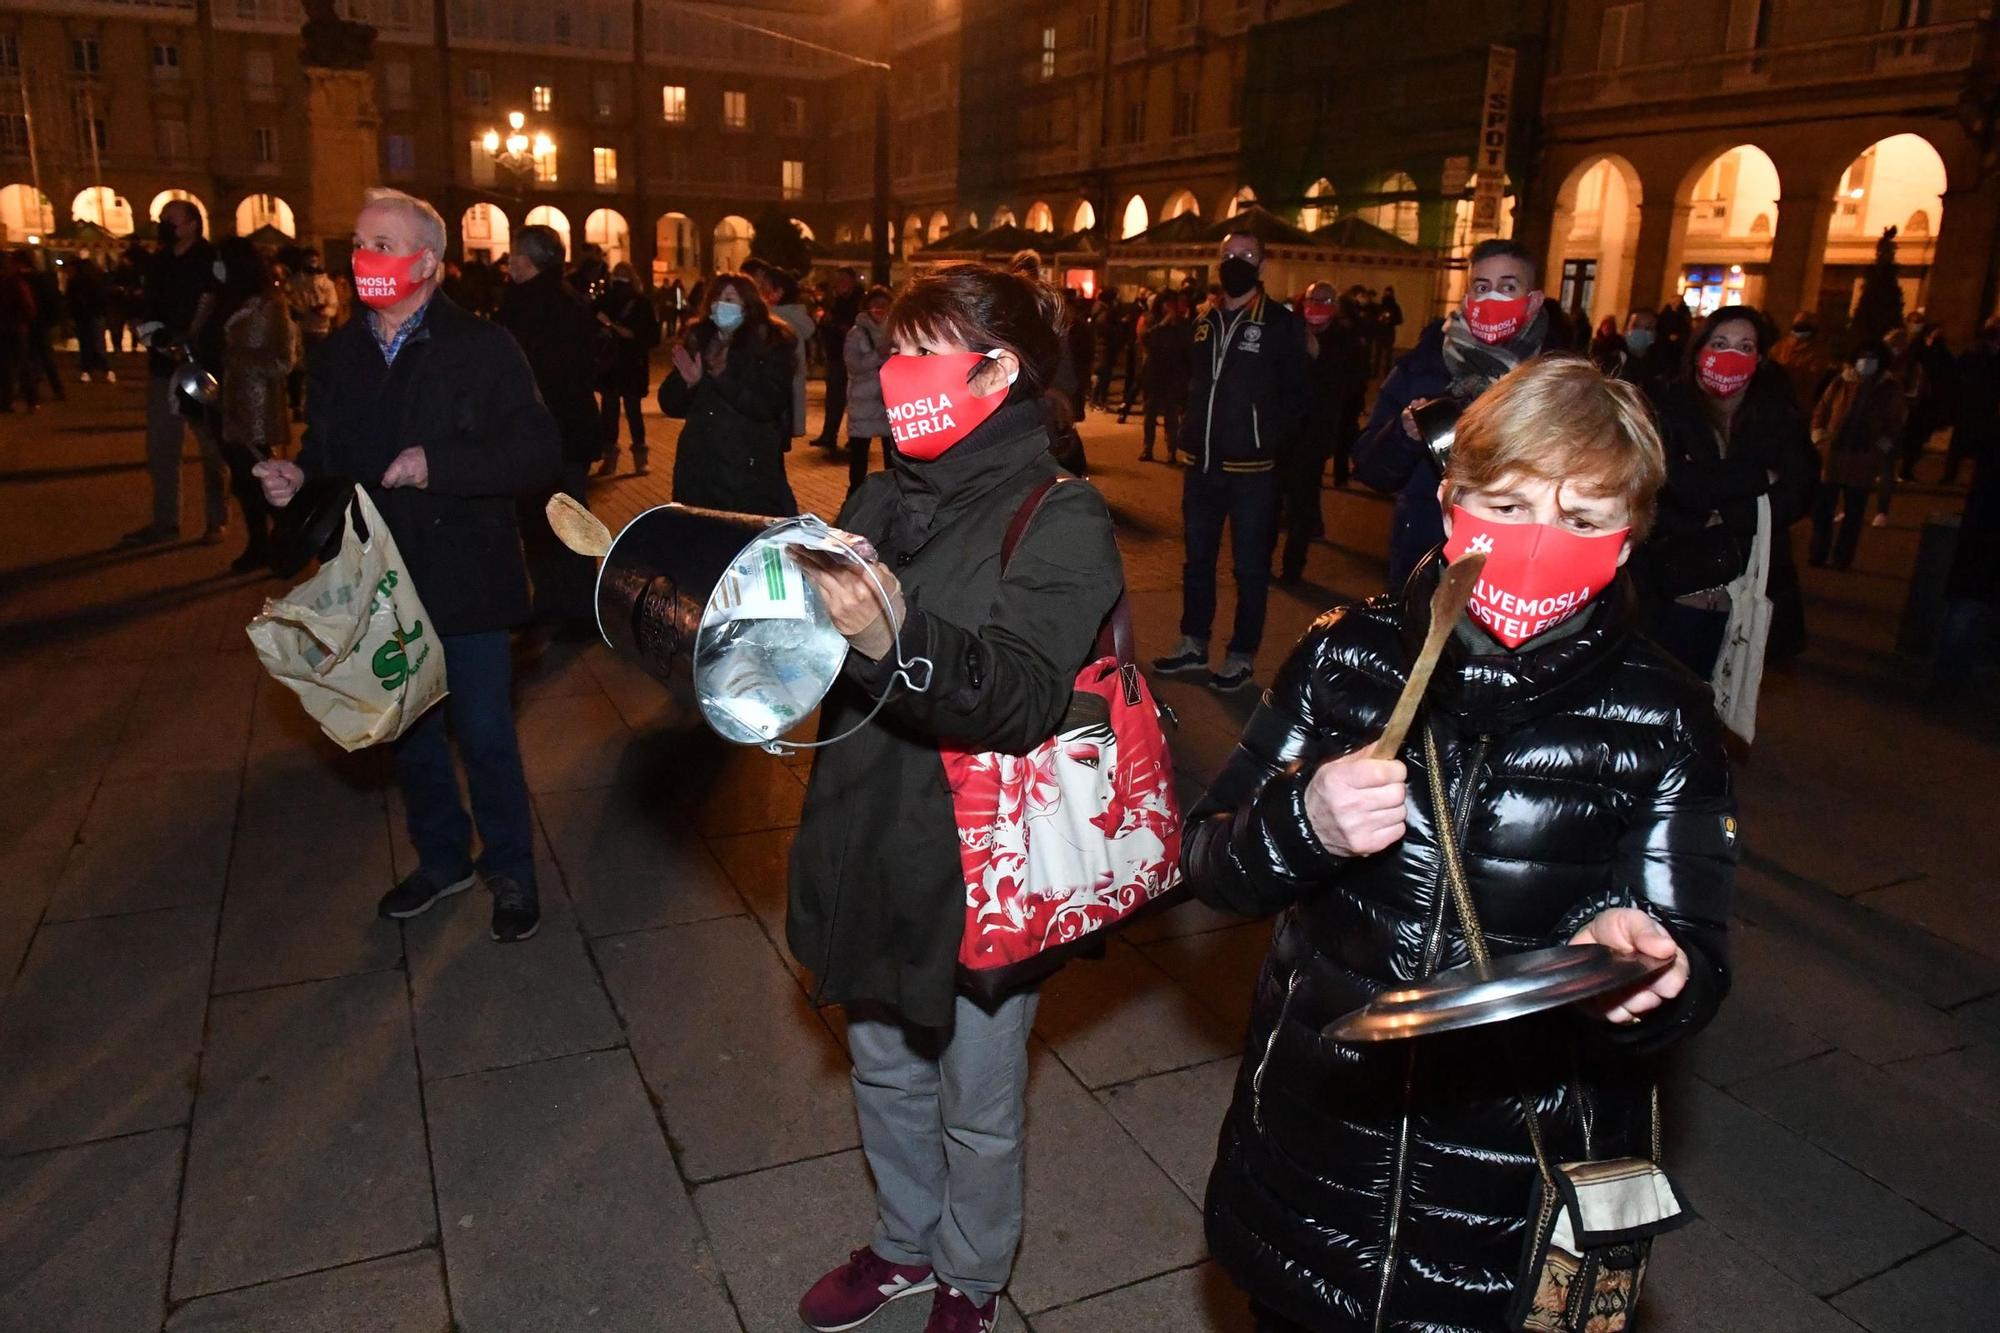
[878,350,1014,461]
[1442,504,1628,649]
[351,249,430,309]
[1696,347,1757,398]
[1464,291,1534,345]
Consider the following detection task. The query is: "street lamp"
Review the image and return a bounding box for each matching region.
[481,110,553,199]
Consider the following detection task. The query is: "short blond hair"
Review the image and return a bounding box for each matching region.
[1443,355,1667,539]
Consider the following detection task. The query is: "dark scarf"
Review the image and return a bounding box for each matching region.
[1441,303,1550,399]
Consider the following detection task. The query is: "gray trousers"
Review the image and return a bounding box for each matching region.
[147,373,227,534]
[847,989,1039,1299]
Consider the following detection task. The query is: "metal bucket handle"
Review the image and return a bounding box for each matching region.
[756,514,933,757]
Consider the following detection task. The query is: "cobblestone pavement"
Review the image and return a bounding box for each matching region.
[2,354,1997,1332]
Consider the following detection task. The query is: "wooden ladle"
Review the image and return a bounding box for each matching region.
[1365,552,1487,761]
[547,493,614,559]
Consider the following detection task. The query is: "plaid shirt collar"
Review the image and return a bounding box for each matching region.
[365,292,436,366]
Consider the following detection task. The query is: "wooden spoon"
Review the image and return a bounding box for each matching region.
[1365,552,1487,761]
[546,493,614,558]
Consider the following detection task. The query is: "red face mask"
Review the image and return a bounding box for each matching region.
[1464,291,1533,344]
[1301,298,1335,328]
[1697,347,1757,398]
[352,249,429,309]
[879,350,1013,461]
[1442,504,1628,649]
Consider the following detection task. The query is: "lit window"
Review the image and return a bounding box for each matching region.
[782,159,805,200]
[533,142,558,184]
[661,85,687,123]
[532,84,554,113]
[152,43,181,78]
[593,146,618,187]
[723,90,747,130]
[1041,27,1056,81]
[253,127,277,164]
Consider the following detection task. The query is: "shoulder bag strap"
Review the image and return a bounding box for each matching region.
[999,474,1135,667]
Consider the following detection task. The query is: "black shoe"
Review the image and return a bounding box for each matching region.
[378,868,477,920]
[489,876,541,943]
[1207,655,1256,692]
[1150,638,1209,675]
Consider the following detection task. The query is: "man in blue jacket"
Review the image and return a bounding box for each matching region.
[1353,237,1551,589]
[1151,231,1310,691]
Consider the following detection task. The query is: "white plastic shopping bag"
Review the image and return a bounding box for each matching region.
[246,485,447,751]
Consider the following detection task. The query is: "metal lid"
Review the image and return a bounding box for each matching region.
[1322,943,1671,1044]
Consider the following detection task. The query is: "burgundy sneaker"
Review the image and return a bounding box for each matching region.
[799,1247,937,1331]
[924,1285,999,1333]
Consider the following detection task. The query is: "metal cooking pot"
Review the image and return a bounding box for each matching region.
[594,505,862,749]
[1410,396,1466,477]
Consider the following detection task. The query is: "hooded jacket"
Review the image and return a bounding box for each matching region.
[1179,288,1311,474]
[787,398,1124,1026]
[1182,557,1736,1331]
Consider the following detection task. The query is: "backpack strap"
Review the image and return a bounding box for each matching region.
[1000,474,1135,667]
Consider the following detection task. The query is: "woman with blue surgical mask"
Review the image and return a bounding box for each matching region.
[658,271,798,516]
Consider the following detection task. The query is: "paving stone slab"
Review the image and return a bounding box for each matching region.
[1856,877,2000,965]
[0,835,67,982]
[1642,1220,1862,1333]
[1121,896,1247,944]
[0,906,213,1153]
[165,1249,450,1333]
[1010,1043,1208,1314]
[1734,1049,2000,1248]
[1682,973,1834,1088]
[1036,941,1238,1090]
[692,1148,1029,1333]
[683,748,809,837]
[1030,1261,1256,1333]
[174,971,432,1299]
[516,691,634,794]
[0,1126,183,1333]
[513,637,608,699]
[1669,1080,1952,1296]
[1096,1057,1238,1207]
[1728,922,1960,1067]
[210,811,403,994]
[595,914,856,1181]
[536,786,745,937]
[427,1048,737,1333]
[106,677,254,779]
[1137,919,1275,1032]
[1737,865,2000,1007]
[1831,1234,2000,1333]
[405,878,623,1081]
[1887,1042,2000,1130]
[706,825,799,966]
[585,649,696,732]
[46,770,239,921]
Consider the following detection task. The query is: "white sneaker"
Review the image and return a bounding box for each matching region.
[79,372,92,383]
[105,370,117,383]
[1871,513,1888,528]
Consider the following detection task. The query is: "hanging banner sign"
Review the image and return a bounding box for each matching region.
[1471,45,1517,235]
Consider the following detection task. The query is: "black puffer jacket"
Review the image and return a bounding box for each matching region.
[1183,557,1736,1332]
[787,399,1124,1027]
[659,318,798,517]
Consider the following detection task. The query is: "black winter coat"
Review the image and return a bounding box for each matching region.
[659,320,798,517]
[592,282,660,396]
[787,400,1125,1027]
[1184,559,1736,1332]
[297,295,562,635]
[494,270,605,464]
[1181,289,1311,473]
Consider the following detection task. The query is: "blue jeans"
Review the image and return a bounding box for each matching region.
[1180,467,1280,656]
[393,630,537,892]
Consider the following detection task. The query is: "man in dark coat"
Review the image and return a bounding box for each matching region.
[124,200,228,547]
[1354,238,1552,591]
[255,189,560,944]
[1150,231,1311,692]
[812,266,863,451]
[591,262,661,476]
[1281,282,1367,583]
[497,225,606,628]
[19,251,65,401]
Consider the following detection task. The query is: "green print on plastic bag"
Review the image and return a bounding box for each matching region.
[373,620,429,693]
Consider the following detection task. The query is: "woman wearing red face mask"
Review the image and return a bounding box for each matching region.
[1184,356,1736,1333]
[1634,305,1818,681]
[785,264,1124,1333]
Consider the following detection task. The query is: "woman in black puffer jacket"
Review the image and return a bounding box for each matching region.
[1184,357,1736,1333]
[659,271,798,517]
